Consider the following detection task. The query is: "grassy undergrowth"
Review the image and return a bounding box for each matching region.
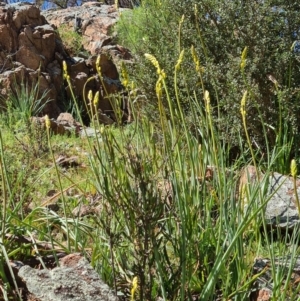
[0,62,299,301]
[1,22,300,301]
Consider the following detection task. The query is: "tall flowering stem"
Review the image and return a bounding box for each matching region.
[240,90,257,170]
[174,49,185,121]
[45,113,71,250]
[63,61,83,125]
[178,15,184,53]
[144,53,170,130]
[240,46,248,72]
[191,45,205,92]
[291,159,300,216]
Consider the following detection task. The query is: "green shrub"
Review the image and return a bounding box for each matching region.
[57,24,83,56]
[116,0,300,157]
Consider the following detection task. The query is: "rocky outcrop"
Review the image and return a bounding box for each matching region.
[42,2,132,58]
[18,254,118,301]
[0,3,131,123]
[0,3,62,117]
[251,257,300,301]
[104,0,140,8]
[239,166,300,229]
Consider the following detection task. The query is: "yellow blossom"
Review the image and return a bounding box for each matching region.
[191,45,204,74]
[96,55,102,76]
[175,49,185,71]
[121,62,129,89]
[156,78,163,101]
[131,276,138,301]
[88,90,93,103]
[240,90,247,117]
[93,91,99,107]
[291,159,297,178]
[204,90,211,114]
[63,61,67,73]
[240,46,248,71]
[45,114,51,129]
[145,53,161,74]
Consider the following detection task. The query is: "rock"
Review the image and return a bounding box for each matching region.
[31,113,83,135]
[265,172,300,229]
[239,166,300,229]
[80,126,102,138]
[57,112,78,125]
[55,155,80,168]
[250,257,300,301]
[0,3,130,124]
[42,2,133,60]
[18,254,118,301]
[0,3,63,117]
[43,3,119,55]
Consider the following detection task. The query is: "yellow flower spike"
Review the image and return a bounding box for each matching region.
[96,55,100,69]
[144,53,161,74]
[45,114,51,130]
[175,49,185,71]
[240,46,248,71]
[191,46,204,74]
[88,90,93,103]
[204,90,211,114]
[130,276,138,301]
[291,41,296,52]
[240,90,248,117]
[291,159,297,178]
[156,79,163,101]
[93,91,99,107]
[63,61,67,73]
[121,62,129,89]
[179,14,185,25]
[95,55,102,76]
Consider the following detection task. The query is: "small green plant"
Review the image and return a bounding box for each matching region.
[58,24,83,56]
[1,80,51,157]
[3,80,51,127]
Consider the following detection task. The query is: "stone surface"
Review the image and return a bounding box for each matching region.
[250,257,300,301]
[265,172,300,229]
[31,114,81,135]
[0,3,131,124]
[18,254,118,301]
[0,3,62,117]
[42,2,132,57]
[239,166,300,229]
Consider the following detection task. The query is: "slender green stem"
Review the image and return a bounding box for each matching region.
[46,127,71,250]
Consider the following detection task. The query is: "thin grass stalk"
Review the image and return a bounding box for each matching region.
[0,131,22,300]
[199,174,272,300]
[45,116,70,250]
[82,77,96,120]
[0,130,8,245]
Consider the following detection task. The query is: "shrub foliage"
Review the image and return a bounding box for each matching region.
[116,0,300,154]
